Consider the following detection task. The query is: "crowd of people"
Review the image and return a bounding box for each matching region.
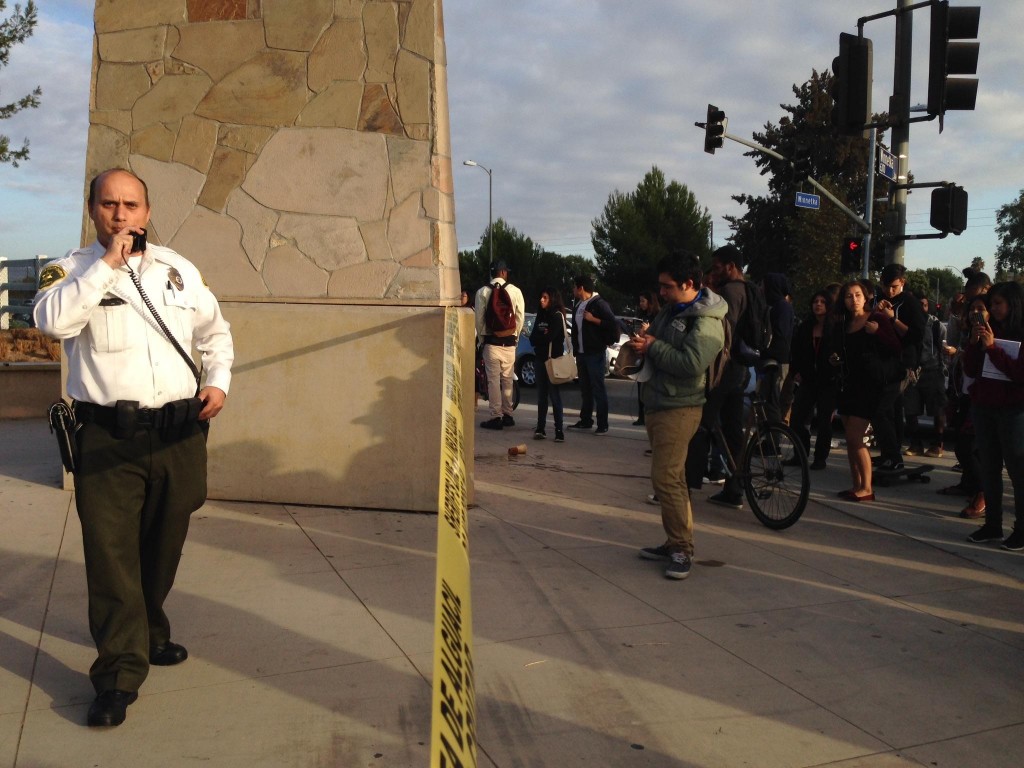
[470,252,1024,579]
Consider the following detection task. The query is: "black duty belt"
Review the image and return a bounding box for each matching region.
[75,401,168,429]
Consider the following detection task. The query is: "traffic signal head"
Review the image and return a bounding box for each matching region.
[927,2,980,128]
[704,104,727,155]
[791,156,812,183]
[930,185,969,235]
[840,237,862,273]
[831,33,873,137]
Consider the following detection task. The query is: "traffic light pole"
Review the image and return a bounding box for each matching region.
[886,0,914,266]
[861,127,878,279]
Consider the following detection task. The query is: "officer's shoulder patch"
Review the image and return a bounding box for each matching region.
[38,264,68,290]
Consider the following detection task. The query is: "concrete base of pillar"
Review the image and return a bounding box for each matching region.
[207,302,475,512]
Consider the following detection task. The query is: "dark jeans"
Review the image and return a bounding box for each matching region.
[972,402,1024,532]
[759,363,784,424]
[535,359,564,432]
[872,382,904,463]
[688,362,747,498]
[576,352,609,429]
[950,395,981,492]
[790,382,837,463]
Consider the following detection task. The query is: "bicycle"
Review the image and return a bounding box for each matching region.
[709,379,809,530]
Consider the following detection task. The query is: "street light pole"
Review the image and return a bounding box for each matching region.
[463,160,493,265]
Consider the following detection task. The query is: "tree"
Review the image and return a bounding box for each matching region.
[591,166,712,302]
[995,189,1024,277]
[724,70,893,303]
[905,267,962,312]
[0,0,41,167]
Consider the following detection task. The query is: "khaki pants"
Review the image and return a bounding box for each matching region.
[646,407,703,555]
[483,342,516,419]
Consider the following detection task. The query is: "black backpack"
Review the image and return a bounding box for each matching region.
[734,281,772,365]
[485,281,516,336]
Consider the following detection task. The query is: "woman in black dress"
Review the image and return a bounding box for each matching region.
[830,280,903,501]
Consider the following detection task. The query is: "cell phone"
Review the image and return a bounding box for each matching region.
[131,229,147,254]
[970,310,986,326]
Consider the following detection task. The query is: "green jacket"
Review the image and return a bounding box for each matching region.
[641,289,727,413]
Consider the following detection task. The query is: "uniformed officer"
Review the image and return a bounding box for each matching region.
[33,168,234,727]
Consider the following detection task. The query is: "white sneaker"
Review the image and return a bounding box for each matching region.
[646,493,659,505]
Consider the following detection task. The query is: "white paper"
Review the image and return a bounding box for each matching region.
[981,338,1021,382]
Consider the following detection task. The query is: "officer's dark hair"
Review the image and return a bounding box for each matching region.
[88,168,151,209]
[964,271,992,293]
[573,274,595,292]
[712,244,744,271]
[656,250,703,288]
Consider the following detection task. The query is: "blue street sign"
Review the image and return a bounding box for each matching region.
[795,192,820,209]
[877,147,897,181]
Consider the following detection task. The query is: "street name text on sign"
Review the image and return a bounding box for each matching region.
[795,192,821,210]
[877,147,897,182]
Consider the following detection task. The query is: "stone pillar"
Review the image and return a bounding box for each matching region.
[83,0,472,511]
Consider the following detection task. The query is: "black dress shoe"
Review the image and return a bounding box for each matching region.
[150,641,189,666]
[87,690,138,727]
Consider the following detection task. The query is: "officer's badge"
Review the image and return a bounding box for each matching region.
[167,267,185,291]
[38,265,67,290]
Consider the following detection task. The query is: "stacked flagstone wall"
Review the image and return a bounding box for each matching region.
[81,0,473,510]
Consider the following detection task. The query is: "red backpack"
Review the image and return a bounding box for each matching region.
[485,281,516,336]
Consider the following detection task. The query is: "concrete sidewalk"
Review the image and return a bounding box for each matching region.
[2,404,1023,768]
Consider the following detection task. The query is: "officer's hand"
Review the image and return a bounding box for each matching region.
[101,227,145,268]
[198,386,227,419]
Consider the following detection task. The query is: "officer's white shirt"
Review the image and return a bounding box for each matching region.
[33,241,234,408]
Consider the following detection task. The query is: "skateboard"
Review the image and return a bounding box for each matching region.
[874,463,934,487]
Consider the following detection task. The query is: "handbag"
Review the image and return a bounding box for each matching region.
[544,312,575,385]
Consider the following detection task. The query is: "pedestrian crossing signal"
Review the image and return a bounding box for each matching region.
[840,237,862,273]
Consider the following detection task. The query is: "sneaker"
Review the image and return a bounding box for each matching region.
[502,414,515,427]
[646,493,659,505]
[951,462,963,472]
[708,491,743,509]
[967,524,1004,544]
[924,446,944,459]
[638,544,671,561]
[644,448,653,456]
[533,429,546,440]
[959,493,986,519]
[782,456,802,467]
[1002,529,1024,552]
[877,459,905,472]
[665,552,692,580]
[904,444,923,457]
[594,427,608,435]
[810,459,827,470]
[569,420,593,430]
[554,429,564,443]
[632,418,645,426]
[703,474,726,485]
[480,417,503,430]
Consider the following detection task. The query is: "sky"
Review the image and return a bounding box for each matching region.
[1,1,1021,277]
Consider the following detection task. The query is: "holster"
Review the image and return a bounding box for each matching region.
[160,397,203,442]
[47,400,78,475]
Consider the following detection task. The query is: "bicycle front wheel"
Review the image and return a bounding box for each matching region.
[741,422,809,530]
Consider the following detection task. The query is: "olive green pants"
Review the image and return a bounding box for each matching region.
[74,420,207,693]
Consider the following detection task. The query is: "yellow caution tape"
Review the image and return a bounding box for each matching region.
[430,307,477,768]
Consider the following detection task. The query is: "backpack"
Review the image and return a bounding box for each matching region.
[734,281,772,365]
[485,280,516,336]
[683,314,731,395]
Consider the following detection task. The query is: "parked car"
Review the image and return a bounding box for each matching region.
[515,313,538,386]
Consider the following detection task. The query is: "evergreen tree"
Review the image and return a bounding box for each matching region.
[995,189,1024,277]
[0,0,41,167]
[591,166,712,301]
